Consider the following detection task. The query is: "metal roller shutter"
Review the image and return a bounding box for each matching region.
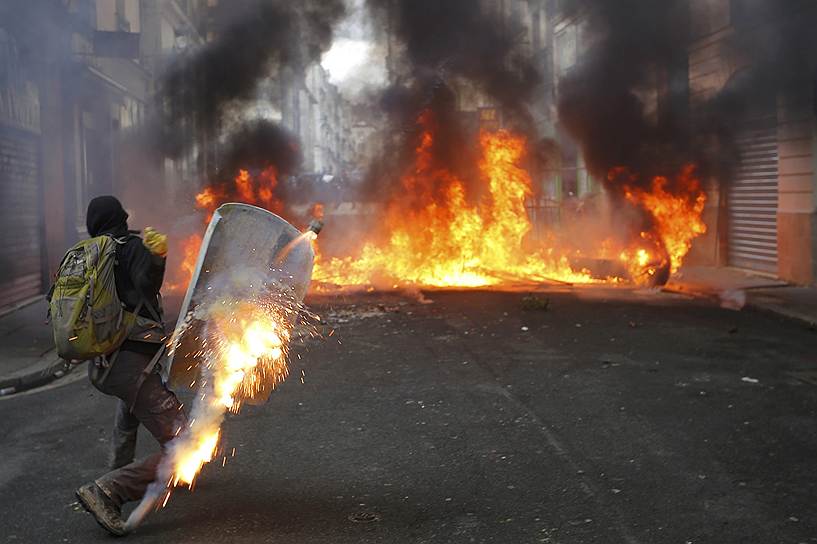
[0,128,42,310]
[728,115,779,274]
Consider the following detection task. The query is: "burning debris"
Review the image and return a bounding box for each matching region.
[612,164,708,285]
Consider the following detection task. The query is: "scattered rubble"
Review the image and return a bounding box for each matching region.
[521,294,550,311]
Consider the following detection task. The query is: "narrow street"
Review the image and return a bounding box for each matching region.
[3,287,816,543]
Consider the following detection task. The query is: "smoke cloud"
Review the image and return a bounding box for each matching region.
[557,0,817,193]
[369,0,540,125]
[215,120,302,182]
[358,0,544,205]
[557,0,700,189]
[154,0,346,160]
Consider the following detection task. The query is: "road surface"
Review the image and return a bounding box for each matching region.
[2,287,816,543]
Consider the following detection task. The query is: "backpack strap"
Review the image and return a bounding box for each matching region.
[128,343,167,413]
[112,234,163,324]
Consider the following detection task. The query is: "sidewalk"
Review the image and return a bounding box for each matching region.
[665,266,817,326]
[0,297,70,395]
[0,295,185,396]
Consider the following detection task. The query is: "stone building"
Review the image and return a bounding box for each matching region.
[277,62,354,178]
[687,0,816,283]
[0,0,206,311]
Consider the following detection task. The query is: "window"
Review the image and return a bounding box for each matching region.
[115,0,130,31]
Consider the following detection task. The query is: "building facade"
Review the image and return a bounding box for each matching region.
[0,0,205,312]
[277,62,354,179]
[542,0,817,285]
[687,0,816,284]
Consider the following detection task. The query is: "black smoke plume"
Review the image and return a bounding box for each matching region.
[361,0,543,203]
[154,0,345,159]
[215,120,302,180]
[365,77,480,203]
[369,0,540,126]
[557,0,698,190]
[557,0,817,194]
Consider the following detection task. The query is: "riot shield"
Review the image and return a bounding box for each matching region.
[165,203,314,399]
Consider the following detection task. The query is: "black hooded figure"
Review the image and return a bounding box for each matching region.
[85,196,163,321]
[75,196,187,536]
[85,195,129,238]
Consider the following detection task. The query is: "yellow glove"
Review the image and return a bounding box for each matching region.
[143,227,168,257]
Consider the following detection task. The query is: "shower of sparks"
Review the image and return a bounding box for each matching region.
[167,293,303,488]
[125,284,322,531]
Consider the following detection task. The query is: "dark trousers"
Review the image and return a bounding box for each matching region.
[110,399,138,470]
[89,345,186,506]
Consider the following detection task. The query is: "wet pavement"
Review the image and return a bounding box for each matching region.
[2,287,816,543]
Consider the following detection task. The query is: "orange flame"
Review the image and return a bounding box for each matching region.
[196,167,282,218]
[612,164,707,282]
[311,202,325,220]
[313,114,596,287]
[169,120,708,294]
[166,168,285,295]
[164,233,203,293]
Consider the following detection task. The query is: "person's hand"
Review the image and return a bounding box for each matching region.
[143,227,168,257]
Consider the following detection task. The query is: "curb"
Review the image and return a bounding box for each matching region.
[0,295,44,319]
[0,359,78,397]
[663,285,817,328]
[745,302,817,329]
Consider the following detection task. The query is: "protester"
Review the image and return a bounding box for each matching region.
[73,196,184,536]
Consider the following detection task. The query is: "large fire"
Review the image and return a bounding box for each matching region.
[168,116,708,294]
[313,113,598,288]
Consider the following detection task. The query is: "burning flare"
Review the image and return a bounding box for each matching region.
[126,292,299,529]
[170,297,292,486]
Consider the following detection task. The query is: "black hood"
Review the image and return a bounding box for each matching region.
[86,196,129,237]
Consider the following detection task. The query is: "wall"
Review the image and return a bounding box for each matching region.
[686,0,733,267]
[687,0,817,283]
[0,25,45,308]
[777,89,816,283]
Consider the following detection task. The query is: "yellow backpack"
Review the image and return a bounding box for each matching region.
[48,235,139,360]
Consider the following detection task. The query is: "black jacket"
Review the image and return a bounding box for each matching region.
[112,232,165,322]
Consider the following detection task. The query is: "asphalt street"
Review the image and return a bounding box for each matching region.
[2,287,816,543]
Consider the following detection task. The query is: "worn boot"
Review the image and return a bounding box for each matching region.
[75,482,127,536]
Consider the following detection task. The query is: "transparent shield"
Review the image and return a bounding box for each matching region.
[165,203,314,394]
